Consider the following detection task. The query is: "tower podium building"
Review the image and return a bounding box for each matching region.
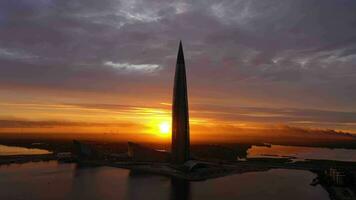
[171,41,190,164]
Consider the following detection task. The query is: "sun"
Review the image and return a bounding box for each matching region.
[159,122,170,135]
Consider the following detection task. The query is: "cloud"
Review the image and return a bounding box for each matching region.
[0,48,38,60]
[104,61,160,72]
[0,0,356,131]
[0,119,103,128]
[13,101,356,131]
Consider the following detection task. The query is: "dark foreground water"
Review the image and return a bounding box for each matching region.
[0,161,329,200]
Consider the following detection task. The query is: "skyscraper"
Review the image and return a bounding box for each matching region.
[171,41,190,164]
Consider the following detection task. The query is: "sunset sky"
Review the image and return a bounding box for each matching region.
[1,0,356,139]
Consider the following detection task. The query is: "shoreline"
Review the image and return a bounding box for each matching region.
[0,154,56,165]
[1,153,355,179]
[1,153,355,199]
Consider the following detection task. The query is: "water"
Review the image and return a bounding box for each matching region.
[0,161,329,200]
[248,144,356,162]
[0,144,51,156]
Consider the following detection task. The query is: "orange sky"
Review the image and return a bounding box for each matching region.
[1,75,356,143]
[1,91,356,144]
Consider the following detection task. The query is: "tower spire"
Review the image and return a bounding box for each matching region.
[171,41,190,164]
[177,41,184,64]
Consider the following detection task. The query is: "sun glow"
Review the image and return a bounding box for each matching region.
[159,122,171,135]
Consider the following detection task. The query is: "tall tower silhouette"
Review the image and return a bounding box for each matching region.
[171,41,190,164]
